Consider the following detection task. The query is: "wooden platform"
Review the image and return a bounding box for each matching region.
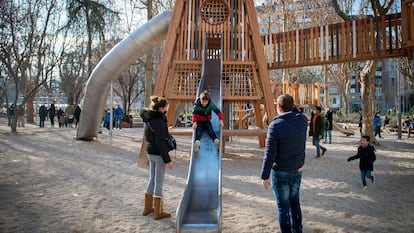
[169,128,267,137]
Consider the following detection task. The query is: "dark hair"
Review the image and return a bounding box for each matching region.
[316,106,322,112]
[200,90,211,101]
[362,135,370,142]
[149,96,168,111]
[276,94,294,112]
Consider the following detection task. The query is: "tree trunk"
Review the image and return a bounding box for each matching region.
[360,60,378,143]
[10,109,17,133]
[343,79,351,117]
[323,65,329,108]
[145,0,154,106]
[27,98,34,123]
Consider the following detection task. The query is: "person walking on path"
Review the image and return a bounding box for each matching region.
[140,96,174,220]
[347,135,376,189]
[74,105,81,128]
[261,94,308,233]
[310,106,327,158]
[323,109,333,144]
[373,112,382,139]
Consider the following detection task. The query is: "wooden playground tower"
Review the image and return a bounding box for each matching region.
[152,0,414,147]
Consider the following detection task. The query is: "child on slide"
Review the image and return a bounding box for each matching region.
[192,90,224,153]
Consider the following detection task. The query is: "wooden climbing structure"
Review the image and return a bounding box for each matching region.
[273,81,321,107]
[151,0,414,148]
[154,0,274,147]
[263,0,414,68]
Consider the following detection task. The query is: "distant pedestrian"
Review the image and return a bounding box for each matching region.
[323,109,333,144]
[7,104,15,126]
[403,116,413,138]
[57,108,65,128]
[17,105,25,127]
[383,115,390,129]
[49,103,56,128]
[347,135,376,190]
[115,105,124,129]
[39,104,47,128]
[309,106,327,158]
[373,112,382,139]
[74,105,81,128]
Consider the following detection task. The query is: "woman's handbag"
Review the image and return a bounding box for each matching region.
[165,134,177,151]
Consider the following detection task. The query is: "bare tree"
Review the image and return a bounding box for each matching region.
[328,63,355,117]
[61,0,119,77]
[0,0,62,133]
[331,0,395,143]
[59,47,88,105]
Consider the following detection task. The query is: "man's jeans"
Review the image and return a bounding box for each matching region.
[115,116,122,129]
[146,154,166,197]
[312,137,324,156]
[271,170,303,233]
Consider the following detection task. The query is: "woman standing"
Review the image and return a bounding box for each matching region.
[140,96,174,220]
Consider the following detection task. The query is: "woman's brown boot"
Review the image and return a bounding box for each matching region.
[142,193,154,216]
[153,196,171,220]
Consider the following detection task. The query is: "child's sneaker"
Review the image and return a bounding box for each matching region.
[214,139,220,150]
[362,185,368,190]
[194,140,200,153]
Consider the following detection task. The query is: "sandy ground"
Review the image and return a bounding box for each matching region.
[0,118,413,233]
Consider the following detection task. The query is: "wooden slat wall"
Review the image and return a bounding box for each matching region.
[401,0,414,48]
[263,13,407,69]
[165,0,267,102]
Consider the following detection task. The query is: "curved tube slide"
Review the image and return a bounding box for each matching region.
[76,12,171,140]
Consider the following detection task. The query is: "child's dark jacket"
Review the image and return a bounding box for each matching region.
[348,144,376,171]
[192,99,223,122]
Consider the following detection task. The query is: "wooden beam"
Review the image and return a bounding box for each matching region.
[245,0,277,120]
[154,0,185,96]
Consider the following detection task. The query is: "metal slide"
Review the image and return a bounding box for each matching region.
[76,12,171,140]
[176,35,223,233]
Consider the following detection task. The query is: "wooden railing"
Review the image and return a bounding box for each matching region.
[263,13,407,69]
[402,0,414,49]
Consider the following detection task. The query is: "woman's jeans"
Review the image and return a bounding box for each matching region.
[146,154,166,197]
[195,121,217,141]
[271,170,303,233]
[360,170,373,186]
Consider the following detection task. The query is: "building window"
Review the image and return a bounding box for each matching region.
[328,87,338,94]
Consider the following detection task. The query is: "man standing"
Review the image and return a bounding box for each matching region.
[39,104,47,128]
[311,106,327,158]
[115,105,124,129]
[324,108,333,144]
[260,94,308,233]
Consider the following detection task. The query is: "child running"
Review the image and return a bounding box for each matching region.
[192,90,224,152]
[347,135,377,189]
